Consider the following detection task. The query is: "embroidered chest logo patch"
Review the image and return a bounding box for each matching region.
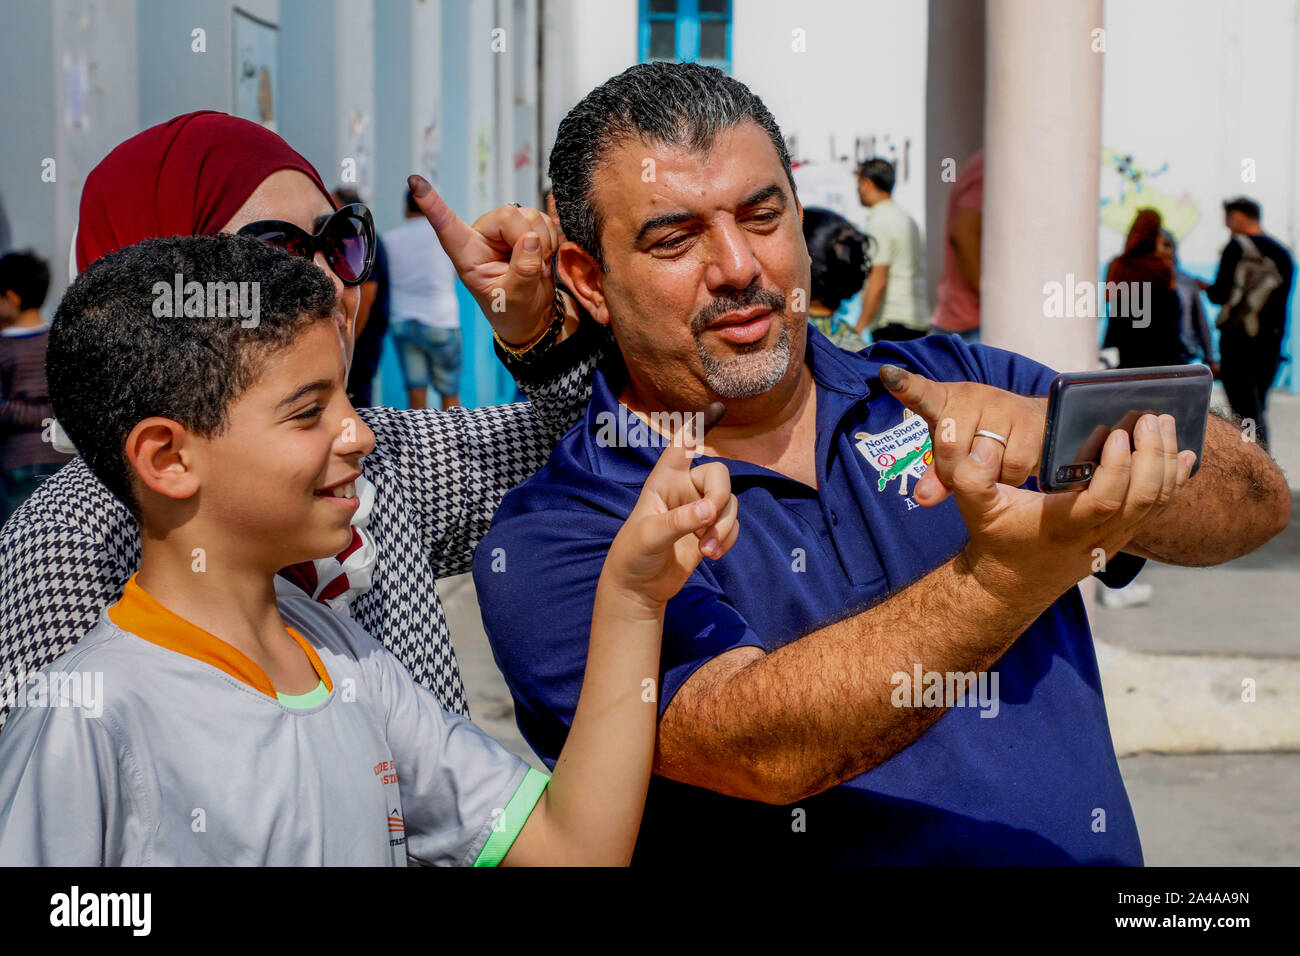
[854,409,933,496]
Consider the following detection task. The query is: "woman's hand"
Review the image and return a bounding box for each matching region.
[407,175,562,346]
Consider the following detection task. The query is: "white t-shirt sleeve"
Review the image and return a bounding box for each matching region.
[365,634,540,866]
[0,689,128,865]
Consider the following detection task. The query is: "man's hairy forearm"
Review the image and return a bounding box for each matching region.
[655,552,1062,804]
[1128,410,1290,565]
[1027,399,1284,566]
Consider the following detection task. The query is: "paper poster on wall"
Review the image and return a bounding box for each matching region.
[1100,148,1200,241]
[344,109,373,198]
[233,8,278,132]
[792,161,867,231]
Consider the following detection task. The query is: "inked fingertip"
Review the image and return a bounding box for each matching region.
[879,365,906,391]
[702,402,727,433]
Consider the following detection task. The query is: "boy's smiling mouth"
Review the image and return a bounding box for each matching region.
[314,473,361,508]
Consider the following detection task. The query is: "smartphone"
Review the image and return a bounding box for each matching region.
[1038,364,1212,493]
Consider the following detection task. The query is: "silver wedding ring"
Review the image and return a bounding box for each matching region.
[975,429,1009,447]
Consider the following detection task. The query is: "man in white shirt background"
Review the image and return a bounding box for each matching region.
[855,158,931,343]
[385,188,462,409]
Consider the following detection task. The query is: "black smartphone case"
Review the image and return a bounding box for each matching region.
[1038,364,1213,493]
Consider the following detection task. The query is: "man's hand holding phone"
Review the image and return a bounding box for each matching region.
[877,363,1200,604]
[952,411,1196,609]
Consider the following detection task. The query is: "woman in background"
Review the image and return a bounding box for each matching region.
[1102,208,1184,369]
[802,207,871,352]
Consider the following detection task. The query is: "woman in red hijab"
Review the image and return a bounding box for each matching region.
[75,111,360,352]
[1102,208,1185,369]
[1,112,600,726]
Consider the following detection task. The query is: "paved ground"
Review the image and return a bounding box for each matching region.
[1091,390,1300,660]
[1120,753,1300,865]
[441,386,1300,862]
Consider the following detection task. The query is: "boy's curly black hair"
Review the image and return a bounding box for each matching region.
[47,234,337,520]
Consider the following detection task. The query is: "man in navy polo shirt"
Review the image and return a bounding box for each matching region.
[472,63,1290,865]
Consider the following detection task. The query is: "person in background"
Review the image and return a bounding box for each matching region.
[802,207,869,351]
[1102,208,1184,370]
[0,250,73,522]
[385,187,462,410]
[333,187,390,407]
[854,158,929,342]
[930,149,983,343]
[1200,197,1294,448]
[1156,229,1217,374]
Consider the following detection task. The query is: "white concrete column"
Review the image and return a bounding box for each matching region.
[982,0,1103,374]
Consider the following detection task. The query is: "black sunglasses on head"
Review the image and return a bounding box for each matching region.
[237,202,375,286]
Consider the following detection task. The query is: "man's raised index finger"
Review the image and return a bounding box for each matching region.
[879,364,945,424]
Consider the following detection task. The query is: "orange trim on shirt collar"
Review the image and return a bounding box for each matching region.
[107,573,332,699]
[286,628,333,693]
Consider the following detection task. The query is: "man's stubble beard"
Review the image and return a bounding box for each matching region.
[689,282,794,400]
[696,321,792,400]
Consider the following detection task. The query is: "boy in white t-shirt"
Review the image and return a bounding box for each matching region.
[0,235,737,866]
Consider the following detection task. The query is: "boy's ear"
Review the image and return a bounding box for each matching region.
[556,241,609,327]
[124,418,200,505]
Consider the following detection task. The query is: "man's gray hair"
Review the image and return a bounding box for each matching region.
[548,61,796,270]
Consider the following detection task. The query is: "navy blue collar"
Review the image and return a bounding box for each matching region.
[581,326,894,487]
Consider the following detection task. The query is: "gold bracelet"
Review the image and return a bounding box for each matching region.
[494,289,568,363]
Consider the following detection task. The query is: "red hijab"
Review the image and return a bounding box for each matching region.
[76,111,333,272]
